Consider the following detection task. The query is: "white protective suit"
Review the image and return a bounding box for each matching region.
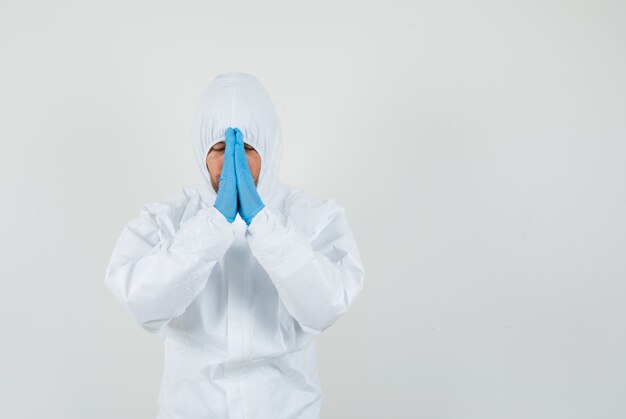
[104,72,365,419]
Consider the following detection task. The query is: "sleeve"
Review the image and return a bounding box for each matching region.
[245,203,365,336]
[104,204,235,336]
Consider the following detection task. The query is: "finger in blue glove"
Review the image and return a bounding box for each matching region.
[233,127,265,226]
[213,127,238,223]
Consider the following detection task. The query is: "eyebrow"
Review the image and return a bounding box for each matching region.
[211,142,255,150]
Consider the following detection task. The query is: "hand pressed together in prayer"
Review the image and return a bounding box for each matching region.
[209,127,265,225]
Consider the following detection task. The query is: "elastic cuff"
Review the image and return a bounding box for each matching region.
[207,205,235,228]
[247,206,270,229]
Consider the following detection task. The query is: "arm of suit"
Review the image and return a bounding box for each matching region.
[105,204,234,336]
[245,203,365,335]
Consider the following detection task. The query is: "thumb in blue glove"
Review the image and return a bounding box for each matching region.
[233,128,265,226]
[213,128,238,223]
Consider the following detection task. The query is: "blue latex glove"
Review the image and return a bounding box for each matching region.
[233,127,265,226]
[213,128,238,223]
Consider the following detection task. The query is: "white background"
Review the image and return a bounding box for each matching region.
[1,1,625,418]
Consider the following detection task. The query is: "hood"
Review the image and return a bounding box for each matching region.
[190,72,283,208]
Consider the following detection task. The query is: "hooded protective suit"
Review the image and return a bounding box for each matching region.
[104,72,365,419]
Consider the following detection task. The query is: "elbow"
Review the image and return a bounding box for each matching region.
[296,294,352,336]
[301,269,365,335]
[135,316,169,336]
[104,267,169,336]
[123,288,173,336]
[297,306,349,336]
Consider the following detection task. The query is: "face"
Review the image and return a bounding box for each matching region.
[206,141,261,193]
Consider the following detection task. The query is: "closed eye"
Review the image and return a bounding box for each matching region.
[210,142,226,152]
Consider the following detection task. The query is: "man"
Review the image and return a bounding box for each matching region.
[104,72,365,419]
